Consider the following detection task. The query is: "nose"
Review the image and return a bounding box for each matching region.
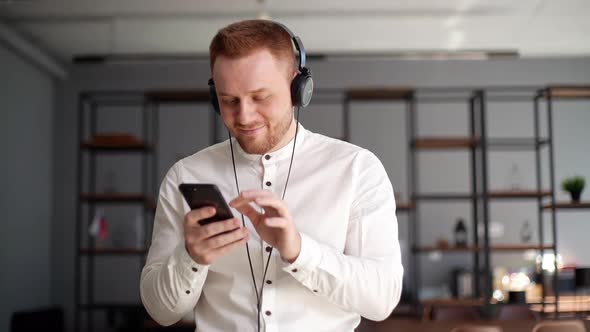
[236,99,256,125]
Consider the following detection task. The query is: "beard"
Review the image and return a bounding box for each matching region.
[233,109,293,155]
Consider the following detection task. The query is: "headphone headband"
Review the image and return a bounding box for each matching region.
[272,21,306,70]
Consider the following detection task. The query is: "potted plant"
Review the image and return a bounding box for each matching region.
[561,175,585,202]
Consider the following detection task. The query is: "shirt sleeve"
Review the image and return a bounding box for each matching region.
[140,162,210,326]
[282,150,404,321]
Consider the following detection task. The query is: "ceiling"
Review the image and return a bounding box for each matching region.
[1,0,589,62]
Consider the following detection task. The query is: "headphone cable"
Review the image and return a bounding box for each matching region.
[229,106,300,332]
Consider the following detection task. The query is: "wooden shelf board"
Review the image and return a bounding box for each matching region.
[346,87,414,100]
[397,203,415,211]
[414,137,479,149]
[415,193,476,200]
[79,303,143,310]
[487,138,550,149]
[80,248,146,255]
[420,298,485,306]
[414,244,554,253]
[81,142,151,151]
[489,190,552,199]
[543,201,590,210]
[80,193,151,202]
[548,86,590,99]
[145,89,210,102]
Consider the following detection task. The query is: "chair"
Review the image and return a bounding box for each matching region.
[431,306,481,321]
[532,320,586,332]
[496,305,538,320]
[451,325,503,332]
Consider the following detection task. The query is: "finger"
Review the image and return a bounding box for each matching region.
[254,197,290,218]
[264,217,289,228]
[184,207,216,227]
[197,218,241,241]
[203,227,249,250]
[229,190,274,207]
[210,233,250,258]
[230,200,264,225]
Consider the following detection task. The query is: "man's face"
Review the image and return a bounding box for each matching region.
[212,49,295,154]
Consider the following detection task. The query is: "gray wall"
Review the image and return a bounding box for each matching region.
[0,43,54,331]
[53,57,590,329]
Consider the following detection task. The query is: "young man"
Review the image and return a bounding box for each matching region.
[140,20,403,332]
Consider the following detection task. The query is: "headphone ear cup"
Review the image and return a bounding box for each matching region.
[290,72,314,108]
[208,78,220,114]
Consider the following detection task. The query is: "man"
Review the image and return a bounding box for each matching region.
[140,19,403,332]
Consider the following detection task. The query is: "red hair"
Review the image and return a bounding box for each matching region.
[209,19,296,77]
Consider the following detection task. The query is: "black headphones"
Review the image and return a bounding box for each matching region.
[208,21,314,114]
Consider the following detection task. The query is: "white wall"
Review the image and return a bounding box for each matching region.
[52,57,590,329]
[0,42,54,331]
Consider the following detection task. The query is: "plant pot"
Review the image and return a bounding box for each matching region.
[570,190,582,202]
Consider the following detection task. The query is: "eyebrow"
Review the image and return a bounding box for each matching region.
[218,88,269,97]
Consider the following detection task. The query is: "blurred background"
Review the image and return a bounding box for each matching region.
[1,1,590,331]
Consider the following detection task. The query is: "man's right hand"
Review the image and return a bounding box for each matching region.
[184,207,249,265]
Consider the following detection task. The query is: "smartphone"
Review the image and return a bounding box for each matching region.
[178,183,234,225]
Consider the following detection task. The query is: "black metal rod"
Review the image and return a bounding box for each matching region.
[478,90,492,309]
[408,95,420,303]
[533,93,547,314]
[152,100,159,247]
[469,94,480,299]
[546,89,560,317]
[87,100,98,332]
[74,93,86,331]
[141,100,149,271]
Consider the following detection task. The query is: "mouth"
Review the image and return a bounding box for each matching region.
[237,126,264,136]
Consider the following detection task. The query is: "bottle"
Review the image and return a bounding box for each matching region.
[508,163,522,191]
[520,220,532,243]
[454,218,468,247]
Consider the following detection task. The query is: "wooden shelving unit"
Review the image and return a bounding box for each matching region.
[345,86,563,317]
[79,248,147,255]
[413,137,479,149]
[547,86,590,99]
[397,203,415,212]
[75,92,157,332]
[489,190,552,199]
[543,202,590,210]
[345,87,414,100]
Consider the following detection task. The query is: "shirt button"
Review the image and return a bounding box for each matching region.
[192,267,198,272]
[265,246,272,252]
[291,268,298,273]
[265,155,271,160]
[185,290,191,294]
[265,310,272,316]
[265,181,272,187]
[266,280,272,285]
[313,290,318,293]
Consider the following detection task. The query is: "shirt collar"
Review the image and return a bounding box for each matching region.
[233,122,307,163]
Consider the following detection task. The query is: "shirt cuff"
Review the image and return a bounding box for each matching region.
[282,232,322,281]
[172,242,209,284]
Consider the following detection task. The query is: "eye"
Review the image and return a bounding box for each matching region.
[253,95,271,102]
[221,98,239,105]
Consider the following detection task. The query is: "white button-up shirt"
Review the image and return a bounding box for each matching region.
[140,124,403,332]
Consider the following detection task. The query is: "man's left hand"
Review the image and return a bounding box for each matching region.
[229,189,301,263]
